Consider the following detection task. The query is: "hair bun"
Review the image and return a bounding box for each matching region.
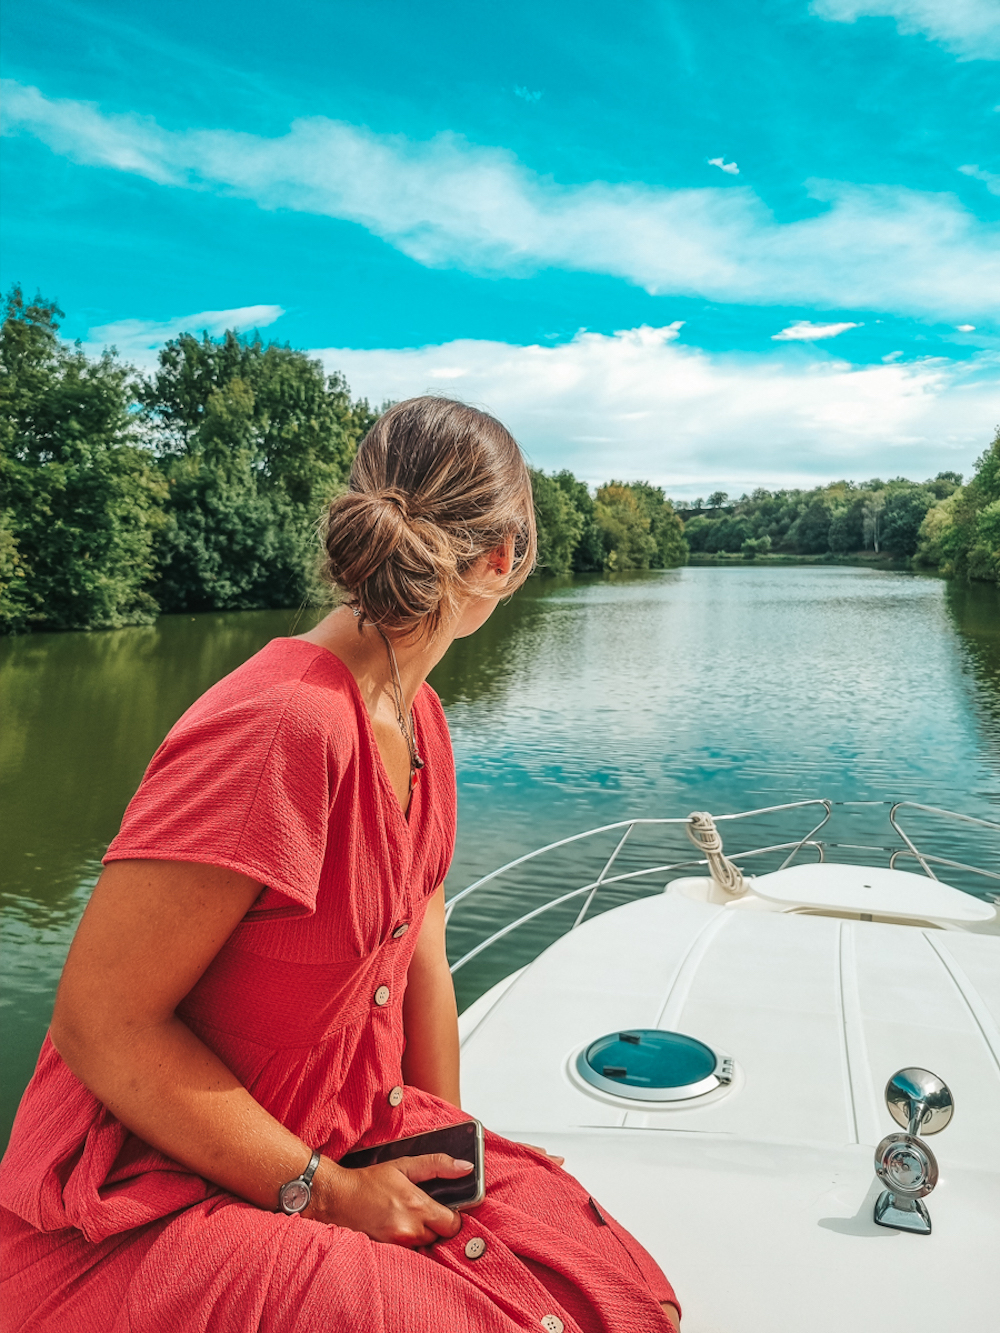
[320,397,537,634]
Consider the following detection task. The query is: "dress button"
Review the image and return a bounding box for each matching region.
[540,1319,564,1333]
[391,923,410,939]
[373,985,390,1007]
[464,1236,487,1260]
[388,1085,404,1107]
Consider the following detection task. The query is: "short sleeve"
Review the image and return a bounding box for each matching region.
[104,678,345,919]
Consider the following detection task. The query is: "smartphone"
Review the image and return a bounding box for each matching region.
[339,1119,485,1210]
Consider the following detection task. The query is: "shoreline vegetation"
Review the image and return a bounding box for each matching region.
[2,287,998,635]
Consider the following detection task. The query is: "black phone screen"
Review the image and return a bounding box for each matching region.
[338,1119,484,1209]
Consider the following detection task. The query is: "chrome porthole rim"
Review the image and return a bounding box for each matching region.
[572,1030,735,1104]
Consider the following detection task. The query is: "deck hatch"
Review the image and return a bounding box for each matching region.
[578,1029,731,1102]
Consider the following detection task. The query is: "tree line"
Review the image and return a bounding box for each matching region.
[1,286,997,634]
[672,443,999,582]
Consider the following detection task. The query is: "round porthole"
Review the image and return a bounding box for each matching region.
[576,1029,734,1102]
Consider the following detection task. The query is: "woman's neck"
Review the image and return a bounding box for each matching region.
[298,606,452,716]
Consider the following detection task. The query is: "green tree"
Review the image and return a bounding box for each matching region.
[141,331,375,612]
[915,430,1000,583]
[629,482,688,568]
[881,484,936,557]
[0,287,167,633]
[741,534,772,559]
[530,468,584,573]
[593,483,656,569]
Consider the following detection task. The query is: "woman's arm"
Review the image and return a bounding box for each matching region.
[50,859,466,1245]
[401,884,461,1106]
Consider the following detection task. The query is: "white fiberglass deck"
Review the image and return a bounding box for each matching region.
[458,888,1000,1332]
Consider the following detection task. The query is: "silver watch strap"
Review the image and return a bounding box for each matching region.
[300,1148,321,1187]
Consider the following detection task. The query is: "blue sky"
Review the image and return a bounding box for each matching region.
[2,0,998,495]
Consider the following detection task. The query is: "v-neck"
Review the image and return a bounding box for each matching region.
[281,638,420,832]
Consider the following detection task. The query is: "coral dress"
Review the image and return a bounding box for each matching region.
[0,640,677,1331]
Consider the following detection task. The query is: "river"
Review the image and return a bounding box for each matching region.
[2,565,998,1144]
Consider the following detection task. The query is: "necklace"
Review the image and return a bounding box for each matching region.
[376,627,425,788]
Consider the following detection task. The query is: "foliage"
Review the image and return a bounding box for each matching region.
[141,332,375,612]
[529,468,584,574]
[0,287,167,633]
[741,534,771,559]
[530,472,688,573]
[916,430,999,583]
[679,475,943,562]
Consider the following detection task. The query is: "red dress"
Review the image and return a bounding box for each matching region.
[0,640,677,1331]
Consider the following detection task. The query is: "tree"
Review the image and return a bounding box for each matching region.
[552,469,606,571]
[530,468,584,574]
[707,491,728,509]
[140,331,375,612]
[881,484,936,557]
[629,482,688,568]
[593,483,656,569]
[828,498,865,553]
[789,497,833,554]
[0,287,166,633]
[862,492,886,552]
[741,534,771,559]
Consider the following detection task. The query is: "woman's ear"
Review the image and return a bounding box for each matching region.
[489,537,515,578]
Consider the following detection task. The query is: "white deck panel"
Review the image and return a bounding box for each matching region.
[751,863,995,924]
[509,1128,999,1333]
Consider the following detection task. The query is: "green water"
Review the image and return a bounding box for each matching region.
[2,567,999,1145]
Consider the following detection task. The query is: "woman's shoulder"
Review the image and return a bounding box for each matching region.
[173,639,362,748]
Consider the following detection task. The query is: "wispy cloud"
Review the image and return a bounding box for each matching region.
[308,326,998,494]
[811,1,1000,61]
[709,156,740,175]
[959,163,1000,195]
[514,86,543,103]
[81,304,285,362]
[772,319,861,341]
[956,323,977,331]
[4,79,998,320]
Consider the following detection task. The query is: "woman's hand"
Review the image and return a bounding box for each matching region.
[309,1153,471,1247]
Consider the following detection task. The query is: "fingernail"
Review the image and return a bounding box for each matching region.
[452,1158,474,1170]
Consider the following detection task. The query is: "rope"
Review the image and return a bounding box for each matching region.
[686,812,747,897]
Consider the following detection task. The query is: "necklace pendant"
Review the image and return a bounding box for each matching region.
[410,770,419,789]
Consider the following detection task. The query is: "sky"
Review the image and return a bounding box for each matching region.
[1,0,998,497]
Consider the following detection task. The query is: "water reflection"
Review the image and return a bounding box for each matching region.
[945,580,1000,781]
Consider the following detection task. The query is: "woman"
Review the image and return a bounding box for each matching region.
[0,398,681,1331]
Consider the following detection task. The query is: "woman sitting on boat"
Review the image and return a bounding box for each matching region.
[0,397,680,1332]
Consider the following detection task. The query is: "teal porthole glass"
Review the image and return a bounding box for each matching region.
[577,1029,732,1102]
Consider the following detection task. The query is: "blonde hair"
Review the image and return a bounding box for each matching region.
[321,397,536,635]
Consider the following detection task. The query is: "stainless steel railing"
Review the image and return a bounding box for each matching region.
[446,799,999,975]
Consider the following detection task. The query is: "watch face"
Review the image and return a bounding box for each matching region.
[280,1180,310,1214]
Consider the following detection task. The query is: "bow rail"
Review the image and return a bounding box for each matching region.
[447,799,999,976]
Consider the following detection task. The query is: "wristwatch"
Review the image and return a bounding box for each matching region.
[277,1149,322,1215]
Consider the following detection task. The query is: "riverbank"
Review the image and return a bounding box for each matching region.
[688,550,913,570]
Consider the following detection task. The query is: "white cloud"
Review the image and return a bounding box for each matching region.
[956,323,977,331]
[959,163,1000,195]
[4,80,998,321]
[772,320,861,341]
[811,1,1000,60]
[308,326,998,495]
[81,304,285,363]
[514,86,543,103]
[708,157,740,176]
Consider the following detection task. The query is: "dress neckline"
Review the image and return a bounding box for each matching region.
[277,637,421,831]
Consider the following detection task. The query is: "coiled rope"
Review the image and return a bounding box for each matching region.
[686,811,747,897]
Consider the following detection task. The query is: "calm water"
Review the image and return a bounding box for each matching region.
[2,566,999,1145]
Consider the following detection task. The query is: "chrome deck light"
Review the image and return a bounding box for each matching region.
[873,1067,954,1235]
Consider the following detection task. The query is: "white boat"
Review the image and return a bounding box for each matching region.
[450,801,1000,1333]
